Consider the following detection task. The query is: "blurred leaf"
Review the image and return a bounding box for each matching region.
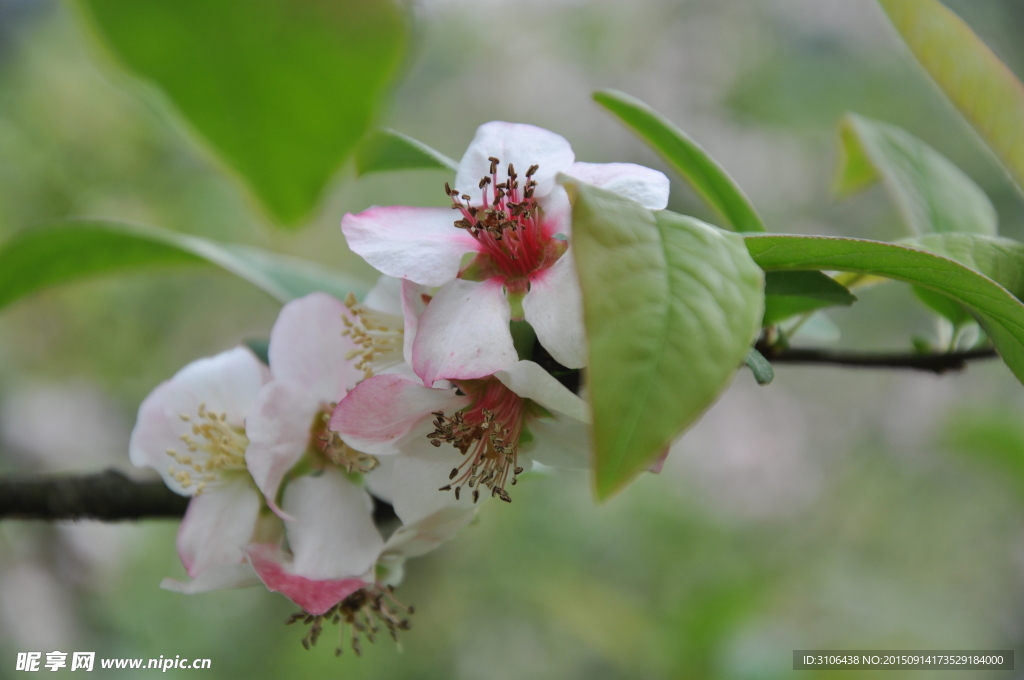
[75,0,410,225]
[593,89,767,232]
[762,270,856,326]
[243,339,271,365]
[836,113,997,235]
[745,234,1024,383]
[878,0,1024,195]
[355,128,458,175]
[566,178,764,499]
[744,348,774,385]
[943,410,1024,499]
[0,220,369,311]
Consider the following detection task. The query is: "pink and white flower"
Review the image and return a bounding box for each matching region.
[330,360,591,525]
[128,347,273,593]
[342,121,670,385]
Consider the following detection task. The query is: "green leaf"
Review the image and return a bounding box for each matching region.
[762,270,856,326]
[75,0,409,225]
[877,0,1024,195]
[744,234,1024,383]
[592,89,767,233]
[0,220,369,312]
[904,233,1024,300]
[565,177,764,499]
[836,113,997,235]
[355,128,458,175]
[744,349,774,386]
[913,285,972,326]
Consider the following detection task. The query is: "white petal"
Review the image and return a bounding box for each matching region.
[381,506,477,559]
[523,252,588,369]
[401,278,429,367]
[363,275,404,316]
[342,206,478,287]
[160,563,261,594]
[566,162,670,210]
[282,469,384,580]
[129,347,268,494]
[245,381,320,518]
[523,416,592,470]
[538,185,572,238]
[494,360,590,422]
[268,293,362,403]
[456,122,575,199]
[176,477,262,578]
[330,374,467,456]
[365,455,395,504]
[391,436,482,525]
[412,278,517,386]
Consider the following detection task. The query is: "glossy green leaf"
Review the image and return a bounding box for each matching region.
[744,234,1024,383]
[565,178,764,499]
[836,113,997,235]
[355,128,458,175]
[0,220,368,311]
[75,0,409,225]
[913,285,972,327]
[878,0,1024,194]
[904,233,1024,300]
[593,89,767,232]
[762,270,856,326]
[744,349,775,386]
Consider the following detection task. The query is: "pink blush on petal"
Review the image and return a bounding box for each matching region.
[245,544,368,616]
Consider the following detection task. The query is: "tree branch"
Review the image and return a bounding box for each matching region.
[756,343,998,373]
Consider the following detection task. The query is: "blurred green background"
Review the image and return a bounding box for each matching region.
[3,0,1024,678]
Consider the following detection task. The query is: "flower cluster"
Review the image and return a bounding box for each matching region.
[130,122,669,654]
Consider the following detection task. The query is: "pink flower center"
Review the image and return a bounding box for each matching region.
[448,157,564,286]
[427,377,526,503]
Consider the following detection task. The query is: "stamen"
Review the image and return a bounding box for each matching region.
[287,585,413,657]
[165,404,248,492]
[317,409,378,474]
[341,293,404,380]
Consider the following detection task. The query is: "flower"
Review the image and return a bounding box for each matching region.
[342,121,670,386]
[330,359,591,523]
[128,346,273,593]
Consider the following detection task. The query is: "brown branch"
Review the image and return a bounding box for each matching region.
[0,468,400,524]
[756,343,998,374]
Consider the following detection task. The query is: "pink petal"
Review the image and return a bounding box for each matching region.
[245,544,368,616]
[538,185,572,238]
[412,278,518,385]
[455,122,575,199]
[177,477,262,577]
[245,381,321,519]
[268,293,362,403]
[282,469,384,580]
[342,206,478,287]
[330,374,467,456]
[493,360,589,422]
[566,162,670,209]
[523,253,587,369]
[129,347,268,494]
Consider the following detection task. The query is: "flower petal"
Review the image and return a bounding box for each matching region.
[176,477,262,578]
[455,122,575,199]
[268,293,362,403]
[494,360,590,422]
[363,275,404,316]
[282,469,384,581]
[160,563,261,594]
[412,278,517,385]
[566,162,670,210]
[245,381,321,519]
[401,278,428,367]
[331,374,467,456]
[523,416,592,470]
[390,436,482,525]
[129,347,268,494]
[245,544,368,616]
[342,206,478,287]
[382,506,477,559]
[523,253,587,370]
[365,455,395,504]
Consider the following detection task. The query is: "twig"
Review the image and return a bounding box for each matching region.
[756,343,998,374]
[0,468,399,524]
